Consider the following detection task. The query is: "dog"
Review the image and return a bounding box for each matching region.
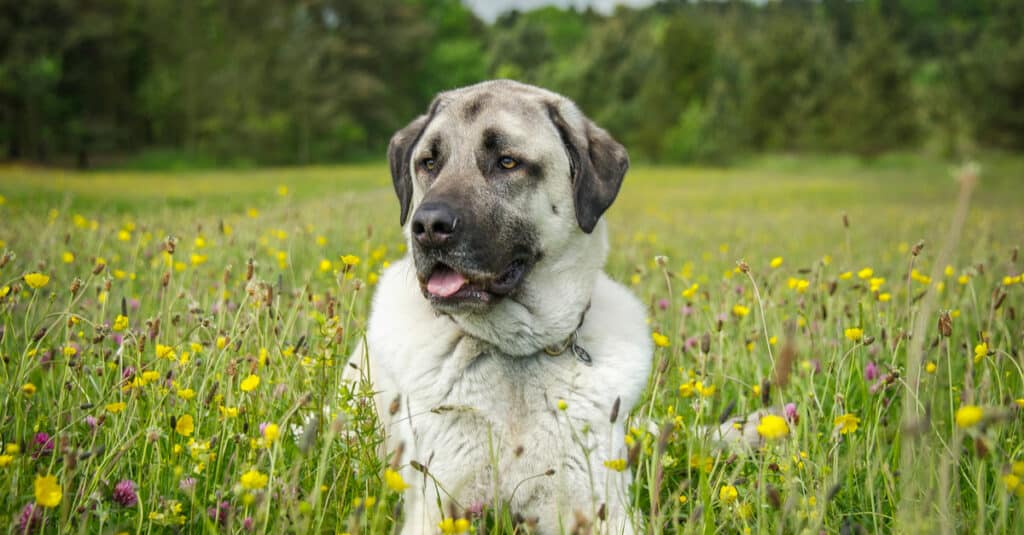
[346,80,651,534]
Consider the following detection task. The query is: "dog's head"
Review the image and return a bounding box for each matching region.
[388,80,628,315]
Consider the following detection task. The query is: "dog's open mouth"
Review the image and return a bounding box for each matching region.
[423,259,529,306]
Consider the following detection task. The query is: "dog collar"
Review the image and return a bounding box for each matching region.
[543,302,592,365]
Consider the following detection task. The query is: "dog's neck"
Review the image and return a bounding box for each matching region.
[449,224,608,356]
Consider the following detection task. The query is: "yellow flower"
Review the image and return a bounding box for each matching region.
[156,344,176,360]
[61,251,74,263]
[834,413,860,434]
[844,328,863,342]
[869,277,885,292]
[719,485,738,504]
[877,292,891,302]
[857,267,873,279]
[1004,473,1021,493]
[770,257,783,268]
[603,459,627,472]
[955,405,983,429]
[21,383,37,396]
[340,254,360,266]
[219,406,239,418]
[276,185,288,197]
[319,259,333,272]
[652,332,670,348]
[732,304,750,318]
[0,285,9,298]
[695,381,715,397]
[113,314,129,332]
[925,362,937,374]
[974,343,988,364]
[678,495,688,505]
[384,468,409,491]
[6,444,19,454]
[263,423,280,443]
[240,374,260,392]
[175,414,195,437]
[957,274,970,285]
[62,345,77,357]
[216,336,227,349]
[117,229,131,241]
[0,454,12,468]
[240,469,269,490]
[438,518,471,534]
[34,475,62,507]
[756,414,789,440]
[681,283,699,299]
[105,402,127,414]
[177,388,196,400]
[787,278,809,292]
[24,273,50,289]
[141,370,160,383]
[190,253,207,266]
[838,271,853,280]
[557,399,568,411]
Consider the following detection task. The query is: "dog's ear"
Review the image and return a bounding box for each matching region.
[546,102,629,233]
[389,96,449,226]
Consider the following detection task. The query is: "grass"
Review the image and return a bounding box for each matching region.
[0,153,1022,534]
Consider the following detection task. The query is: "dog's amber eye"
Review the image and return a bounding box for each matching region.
[423,158,436,171]
[498,156,518,169]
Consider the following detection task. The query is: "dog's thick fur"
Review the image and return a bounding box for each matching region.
[347,80,650,534]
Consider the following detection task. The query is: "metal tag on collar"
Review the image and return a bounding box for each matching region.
[569,332,592,366]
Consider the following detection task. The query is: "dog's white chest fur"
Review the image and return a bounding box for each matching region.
[354,258,650,534]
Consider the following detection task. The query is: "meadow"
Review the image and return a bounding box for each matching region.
[1,154,1023,534]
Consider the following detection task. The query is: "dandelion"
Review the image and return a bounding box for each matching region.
[652,332,670,348]
[240,469,269,490]
[175,414,194,437]
[682,283,699,299]
[240,374,260,392]
[604,458,627,471]
[732,304,750,318]
[955,405,983,429]
[216,336,227,350]
[219,406,239,418]
[869,277,885,292]
[756,414,789,440]
[844,328,864,342]
[0,455,12,468]
[834,413,860,434]
[770,257,783,268]
[21,383,37,396]
[24,273,50,289]
[156,344,176,360]
[878,292,891,302]
[113,314,129,332]
[106,402,127,414]
[261,423,280,444]
[61,251,74,263]
[678,495,688,505]
[974,343,988,364]
[925,362,937,373]
[438,518,471,534]
[384,468,409,491]
[340,254,360,266]
[177,388,196,400]
[319,259,332,272]
[857,267,873,279]
[719,485,738,504]
[839,271,853,280]
[34,475,62,507]
[112,480,138,507]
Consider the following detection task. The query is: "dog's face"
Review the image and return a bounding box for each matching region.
[388,81,628,314]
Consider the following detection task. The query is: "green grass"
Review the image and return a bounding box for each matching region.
[1,154,1022,534]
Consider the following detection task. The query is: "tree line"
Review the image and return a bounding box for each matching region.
[1,0,1021,167]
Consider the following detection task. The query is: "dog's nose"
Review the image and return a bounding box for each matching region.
[411,202,459,248]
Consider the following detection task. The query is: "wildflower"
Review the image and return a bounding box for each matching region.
[869,277,885,292]
[604,459,627,472]
[695,381,715,397]
[384,468,409,491]
[770,257,783,268]
[557,399,568,411]
[240,469,268,490]
[106,402,127,414]
[958,274,970,285]
[340,255,360,266]
[208,501,231,526]
[784,403,799,423]
[319,259,332,272]
[787,278,809,292]
[113,315,129,332]
[240,374,260,392]
[678,495,688,505]
[925,362,937,374]
[216,336,227,350]
[864,361,879,381]
[756,414,789,440]
[219,406,239,418]
[955,405,983,429]
[175,415,194,437]
[0,455,12,468]
[21,383,37,396]
[857,268,873,279]
[719,485,738,504]
[834,413,860,435]
[839,271,853,280]
[155,344,175,360]
[18,503,43,534]
[141,370,160,383]
[652,332,670,348]
[438,518,471,534]
[177,388,196,400]
[112,480,138,507]
[24,273,50,289]
[34,475,62,507]
[974,343,988,364]
[62,251,74,263]
[732,304,750,318]
[844,328,864,342]
[63,345,77,357]
[33,433,54,456]
[682,283,699,299]
[878,292,891,302]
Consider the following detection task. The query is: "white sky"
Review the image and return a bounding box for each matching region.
[463,0,657,22]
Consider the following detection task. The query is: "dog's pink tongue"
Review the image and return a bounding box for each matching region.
[427,268,467,297]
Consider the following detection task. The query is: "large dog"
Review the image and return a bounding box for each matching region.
[347,80,650,534]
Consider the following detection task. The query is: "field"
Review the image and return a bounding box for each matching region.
[1,154,1023,534]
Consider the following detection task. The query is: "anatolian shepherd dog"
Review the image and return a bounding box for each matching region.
[346,80,650,534]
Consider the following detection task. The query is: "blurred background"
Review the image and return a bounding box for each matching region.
[1,0,1022,169]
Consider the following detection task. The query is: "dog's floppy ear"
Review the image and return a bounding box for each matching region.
[388,98,445,226]
[546,102,629,233]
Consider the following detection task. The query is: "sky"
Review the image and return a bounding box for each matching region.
[463,0,657,22]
